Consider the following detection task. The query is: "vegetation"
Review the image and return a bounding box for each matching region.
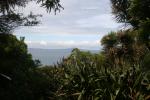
[52,33,150,100]
[0,0,63,33]
[0,0,150,100]
[0,34,55,100]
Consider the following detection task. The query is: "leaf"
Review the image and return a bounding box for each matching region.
[145,95,150,100]
[133,73,143,89]
[78,89,85,100]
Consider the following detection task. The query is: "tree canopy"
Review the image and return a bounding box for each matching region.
[111,0,150,28]
[0,0,63,14]
[0,0,63,33]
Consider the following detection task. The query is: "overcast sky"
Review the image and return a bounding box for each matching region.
[14,0,122,50]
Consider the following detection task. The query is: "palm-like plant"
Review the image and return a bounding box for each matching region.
[111,0,150,28]
[111,0,131,23]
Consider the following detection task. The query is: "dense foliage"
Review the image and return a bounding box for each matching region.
[0,0,150,100]
[111,0,150,27]
[0,34,55,100]
[40,43,150,100]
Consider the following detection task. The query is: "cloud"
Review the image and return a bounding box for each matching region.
[15,0,121,35]
[76,14,121,29]
[25,40,101,50]
[14,0,122,49]
[40,41,47,46]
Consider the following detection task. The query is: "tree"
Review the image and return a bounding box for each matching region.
[101,30,148,68]
[111,0,150,28]
[0,0,63,33]
[0,12,42,33]
[0,0,63,14]
[111,0,131,24]
[0,34,53,100]
[0,0,63,99]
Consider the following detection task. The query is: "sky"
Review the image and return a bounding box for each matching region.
[14,0,122,50]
